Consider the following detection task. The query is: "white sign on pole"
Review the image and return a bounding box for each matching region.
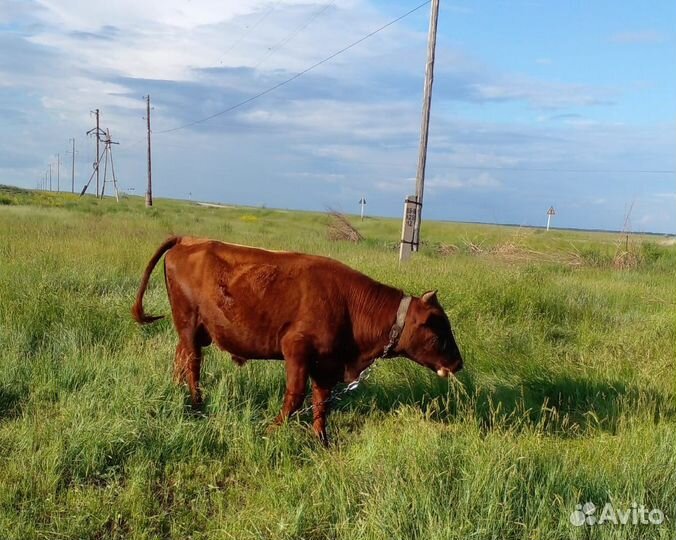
[359,197,366,221]
[546,206,556,231]
[399,195,419,262]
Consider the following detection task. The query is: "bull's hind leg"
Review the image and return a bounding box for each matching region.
[168,307,205,406]
[173,342,188,384]
[165,267,206,407]
[176,332,203,407]
[185,341,204,407]
[175,325,211,407]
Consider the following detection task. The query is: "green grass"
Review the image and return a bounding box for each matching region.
[0,185,675,539]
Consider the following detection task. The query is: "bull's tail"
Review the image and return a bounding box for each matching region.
[132,236,181,324]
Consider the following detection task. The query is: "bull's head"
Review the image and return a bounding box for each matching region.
[399,290,463,378]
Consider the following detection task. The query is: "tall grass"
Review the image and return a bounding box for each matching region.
[0,187,675,539]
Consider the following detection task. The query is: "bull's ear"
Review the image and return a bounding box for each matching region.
[421,290,439,305]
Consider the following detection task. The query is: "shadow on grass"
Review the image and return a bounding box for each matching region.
[0,386,27,421]
[138,317,174,339]
[333,370,675,438]
[181,357,675,441]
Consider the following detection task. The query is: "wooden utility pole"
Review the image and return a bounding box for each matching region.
[94,109,100,197]
[410,0,440,254]
[145,95,153,207]
[69,138,76,193]
[56,153,60,192]
[87,110,105,198]
[399,195,419,261]
[87,109,101,198]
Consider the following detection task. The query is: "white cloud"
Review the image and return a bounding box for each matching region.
[470,79,613,109]
[32,0,291,31]
[375,177,413,192]
[24,0,388,82]
[427,172,502,190]
[241,99,420,140]
[610,30,667,45]
[285,171,346,183]
[376,172,501,193]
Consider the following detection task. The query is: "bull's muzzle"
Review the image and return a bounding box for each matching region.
[437,359,463,378]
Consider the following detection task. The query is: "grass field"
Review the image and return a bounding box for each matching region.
[1,185,675,539]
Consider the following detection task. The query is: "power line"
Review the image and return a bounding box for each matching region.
[220,0,283,60]
[155,0,432,135]
[252,0,336,71]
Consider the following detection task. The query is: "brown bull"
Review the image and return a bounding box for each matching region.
[132,236,463,443]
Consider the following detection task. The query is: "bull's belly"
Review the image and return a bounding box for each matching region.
[214,334,283,361]
[205,320,283,361]
[197,295,285,360]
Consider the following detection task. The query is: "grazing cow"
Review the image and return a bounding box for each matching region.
[132,236,463,443]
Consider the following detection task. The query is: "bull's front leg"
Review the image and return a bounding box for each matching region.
[274,335,310,426]
[311,380,335,446]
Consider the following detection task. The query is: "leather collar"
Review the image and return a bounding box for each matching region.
[382,295,412,358]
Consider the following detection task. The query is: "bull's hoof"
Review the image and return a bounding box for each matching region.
[316,431,330,447]
[189,391,204,410]
[313,422,330,446]
[266,419,284,436]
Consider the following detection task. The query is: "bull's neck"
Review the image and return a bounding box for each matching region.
[347,278,403,361]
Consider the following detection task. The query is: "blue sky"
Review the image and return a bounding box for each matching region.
[1,0,674,232]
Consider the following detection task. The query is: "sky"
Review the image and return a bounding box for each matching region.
[1,0,675,232]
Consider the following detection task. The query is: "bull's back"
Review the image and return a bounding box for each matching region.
[165,238,353,358]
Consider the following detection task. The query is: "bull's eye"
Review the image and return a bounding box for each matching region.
[430,335,448,353]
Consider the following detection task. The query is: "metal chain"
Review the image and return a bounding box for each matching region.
[292,361,377,418]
